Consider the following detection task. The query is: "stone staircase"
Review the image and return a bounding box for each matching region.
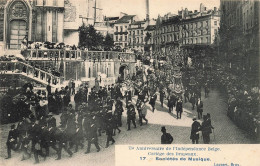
[0,61,64,89]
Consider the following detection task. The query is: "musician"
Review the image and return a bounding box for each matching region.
[105,118,115,148]
[139,101,148,126]
[149,93,157,112]
[115,98,124,127]
[126,101,136,131]
[159,89,166,107]
[176,98,183,119]
[5,124,19,159]
[85,116,100,154]
[167,95,176,113]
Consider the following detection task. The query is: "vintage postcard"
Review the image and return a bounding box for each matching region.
[0,0,259,166]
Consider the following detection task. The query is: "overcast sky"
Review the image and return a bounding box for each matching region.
[101,0,220,19]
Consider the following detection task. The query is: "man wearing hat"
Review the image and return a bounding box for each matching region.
[161,126,173,144]
[115,98,124,127]
[126,101,136,131]
[201,115,212,144]
[190,116,201,144]
[196,98,203,119]
[5,124,19,159]
[105,117,115,148]
[85,116,100,154]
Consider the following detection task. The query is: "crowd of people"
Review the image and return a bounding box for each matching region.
[212,64,260,139]
[3,45,259,163]
[4,76,156,164]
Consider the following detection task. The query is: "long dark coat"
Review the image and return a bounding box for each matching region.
[190,121,201,140]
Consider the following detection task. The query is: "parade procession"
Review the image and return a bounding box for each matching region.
[0,0,259,165]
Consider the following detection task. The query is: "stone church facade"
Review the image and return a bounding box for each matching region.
[0,0,100,51]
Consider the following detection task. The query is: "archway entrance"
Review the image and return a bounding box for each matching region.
[4,0,32,49]
[118,65,128,83]
[9,20,27,49]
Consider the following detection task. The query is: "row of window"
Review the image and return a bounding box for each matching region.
[182,37,210,44]
[129,30,144,35]
[152,28,216,43]
[154,21,217,35]
[129,37,144,44]
[115,26,128,32]
[115,35,127,42]
[153,34,211,45]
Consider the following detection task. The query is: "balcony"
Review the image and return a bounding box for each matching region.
[23,49,136,63]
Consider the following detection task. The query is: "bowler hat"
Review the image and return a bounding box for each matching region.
[161,126,166,132]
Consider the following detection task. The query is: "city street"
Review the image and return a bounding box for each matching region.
[0,88,254,166]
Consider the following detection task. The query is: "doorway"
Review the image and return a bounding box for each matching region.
[9,20,27,49]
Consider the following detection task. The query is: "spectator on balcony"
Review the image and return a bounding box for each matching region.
[23,35,28,47]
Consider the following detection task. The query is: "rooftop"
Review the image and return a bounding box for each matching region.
[145,25,156,31]
[115,15,136,24]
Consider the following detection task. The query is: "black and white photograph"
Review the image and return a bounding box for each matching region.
[0,0,259,165]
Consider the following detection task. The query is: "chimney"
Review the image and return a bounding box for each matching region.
[146,0,150,24]
[200,3,205,13]
[182,8,184,19]
[214,7,217,12]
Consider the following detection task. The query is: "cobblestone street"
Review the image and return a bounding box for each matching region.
[0,88,254,166]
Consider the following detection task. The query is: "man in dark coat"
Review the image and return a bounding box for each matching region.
[161,126,173,144]
[184,87,189,103]
[190,116,201,144]
[201,115,212,144]
[126,101,136,131]
[167,95,176,113]
[5,124,19,159]
[55,127,73,160]
[159,89,165,107]
[105,118,115,148]
[196,98,203,119]
[110,84,115,99]
[115,98,124,127]
[85,116,100,154]
[137,90,146,102]
[71,80,75,95]
[149,93,157,112]
[189,92,196,110]
[46,83,51,96]
[176,98,183,119]
[29,120,46,164]
[74,90,82,111]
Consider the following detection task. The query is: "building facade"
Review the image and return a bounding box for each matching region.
[113,14,138,49]
[152,4,220,53]
[0,0,101,51]
[128,20,146,52]
[219,0,259,86]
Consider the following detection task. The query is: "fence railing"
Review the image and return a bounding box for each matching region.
[23,49,136,63]
[0,61,62,87]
